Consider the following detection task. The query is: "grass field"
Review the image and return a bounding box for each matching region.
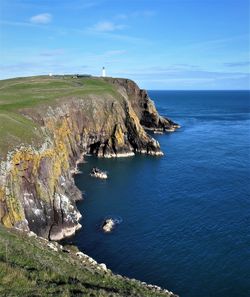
[0,75,117,158]
[0,226,170,297]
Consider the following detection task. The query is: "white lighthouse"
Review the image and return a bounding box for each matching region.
[101,66,106,77]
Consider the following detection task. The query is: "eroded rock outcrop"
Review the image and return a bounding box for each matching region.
[105,78,180,131]
[0,78,178,240]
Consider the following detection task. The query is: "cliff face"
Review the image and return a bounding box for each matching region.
[105,78,180,131]
[0,77,178,240]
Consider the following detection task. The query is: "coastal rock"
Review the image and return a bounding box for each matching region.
[27,231,37,238]
[47,242,58,252]
[0,77,178,240]
[102,218,115,232]
[90,167,108,179]
[99,263,108,271]
[104,78,180,132]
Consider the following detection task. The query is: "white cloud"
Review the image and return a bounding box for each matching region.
[40,49,65,57]
[115,10,156,20]
[30,13,52,24]
[113,66,250,87]
[115,14,128,20]
[224,61,250,67]
[104,50,127,56]
[90,21,125,32]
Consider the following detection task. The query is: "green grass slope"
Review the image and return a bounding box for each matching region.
[0,75,118,158]
[0,226,174,297]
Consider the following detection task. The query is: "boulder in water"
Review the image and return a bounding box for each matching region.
[102,218,115,232]
[90,167,108,179]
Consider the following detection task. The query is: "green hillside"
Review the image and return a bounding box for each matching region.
[0,226,174,297]
[0,76,117,158]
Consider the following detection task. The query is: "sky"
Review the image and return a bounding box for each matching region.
[0,0,249,89]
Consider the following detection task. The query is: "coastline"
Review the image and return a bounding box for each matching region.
[1,76,179,239]
[0,76,179,296]
[0,224,178,297]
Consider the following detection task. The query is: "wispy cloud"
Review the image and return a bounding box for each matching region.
[182,34,249,52]
[30,13,52,24]
[143,77,217,85]
[115,10,156,20]
[0,62,39,72]
[0,20,38,27]
[104,50,127,56]
[134,70,250,89]
[113,66,249,87]
[0,19,68,37]
[48,0,104,10]
[79,24,147,45]
[89,21,126,32]
[117,65,203,76]
[80,27,149,44]
[131,10,156,18]
[149,64,201,72]
[115,14,128,20]
[73,49,127,65]
[138,74,250,89]
[0,60,90,79]
[224,61,250,67]
[39,49,65,57]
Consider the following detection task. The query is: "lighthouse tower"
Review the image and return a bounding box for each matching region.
[101,66,106,77]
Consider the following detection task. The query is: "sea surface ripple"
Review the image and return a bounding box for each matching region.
[70,90,250,297]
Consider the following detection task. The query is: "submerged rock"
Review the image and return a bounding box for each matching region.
[90,167,108,179]
[153,130,164,134]
[165,127,176,132]
[102,218,115,232]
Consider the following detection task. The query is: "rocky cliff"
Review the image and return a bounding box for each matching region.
[106,78,179,131]
[0,76,179,241]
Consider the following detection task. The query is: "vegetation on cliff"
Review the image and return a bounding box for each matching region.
[0,75,177,239]
[0,76,118,158]
[0,225,177,297]
[0,75,179,296]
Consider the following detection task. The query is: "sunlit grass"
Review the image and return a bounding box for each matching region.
[0,225,169,297]
[0,75,118,158]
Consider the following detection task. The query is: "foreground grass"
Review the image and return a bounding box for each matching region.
[0,75,118,158]
[0,226,173,297]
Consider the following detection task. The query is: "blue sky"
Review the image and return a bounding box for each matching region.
[0,0,249,89]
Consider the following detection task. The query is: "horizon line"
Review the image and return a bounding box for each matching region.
[148,89,250,91]
[0,75,249,91]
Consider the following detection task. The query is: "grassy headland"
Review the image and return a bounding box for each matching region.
[0,75,117,158]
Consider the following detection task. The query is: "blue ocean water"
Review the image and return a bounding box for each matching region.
[71,91,250,297]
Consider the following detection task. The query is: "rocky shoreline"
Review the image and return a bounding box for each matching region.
[24,229,178,297]
[1,221,180,296]
[0,77,179,241]
[0,76,180,296]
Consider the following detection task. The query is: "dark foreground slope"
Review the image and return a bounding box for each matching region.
[0,225,177,297]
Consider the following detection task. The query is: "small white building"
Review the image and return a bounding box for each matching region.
[49,73,53,77]
[101,67,106,77]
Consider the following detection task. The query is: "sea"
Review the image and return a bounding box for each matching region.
[69,90,250,297]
